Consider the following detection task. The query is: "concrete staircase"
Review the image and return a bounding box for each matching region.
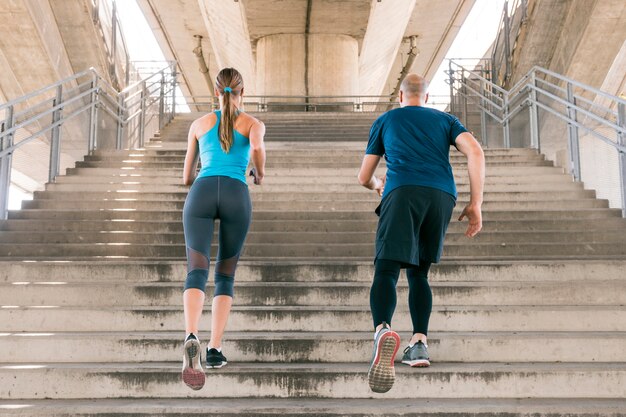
[1,112,625,416]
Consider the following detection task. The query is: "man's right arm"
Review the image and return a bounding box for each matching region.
[455,132,485,237]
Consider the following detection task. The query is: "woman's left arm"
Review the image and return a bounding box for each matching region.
[183,120,199,186]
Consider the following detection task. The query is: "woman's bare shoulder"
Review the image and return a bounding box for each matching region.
[191,112,217,137]
[237,112,264,136]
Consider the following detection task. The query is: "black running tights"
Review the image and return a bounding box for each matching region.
[370,258,432,335]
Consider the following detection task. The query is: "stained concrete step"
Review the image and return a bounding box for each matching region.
[5,218,624,233]
[53,172,572,185]
[2,362,625,399]
[1,230,625,245]
[82,154,544,163]
[1,241,625,259]
[65,166,565,176]
[1,280,623,306]
[2,305,624,332]
[2,331,625,363]
[73,160,554,169]
[8,208,622,221]
[21,199,609,211]
[31,190,597,202]
[93,147,539,156]
[43,182,587,195]
[1,398,624,417]
[2,260,623,283]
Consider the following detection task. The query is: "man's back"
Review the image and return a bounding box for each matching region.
[365,106,467,199]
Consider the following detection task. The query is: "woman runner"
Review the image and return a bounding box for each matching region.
[180,67,266,390]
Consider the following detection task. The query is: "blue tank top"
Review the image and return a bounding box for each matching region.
[197,110,250,184]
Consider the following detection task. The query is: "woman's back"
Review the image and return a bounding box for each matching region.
[197,110,251,183]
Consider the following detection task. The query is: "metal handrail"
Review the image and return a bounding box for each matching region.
[185,94,453,112]
[0,61,177,219]
[448,58,626,216]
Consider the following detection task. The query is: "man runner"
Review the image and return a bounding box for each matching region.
[358,73,485,393]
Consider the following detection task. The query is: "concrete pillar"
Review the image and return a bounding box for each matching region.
[256,34,358,107]
[308,34,359,97]
[256,34,306,97]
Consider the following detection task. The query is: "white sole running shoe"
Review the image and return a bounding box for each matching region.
[182,338,205,390]
[367,328,401,393]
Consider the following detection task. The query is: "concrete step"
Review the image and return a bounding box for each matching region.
[65,166,565,176]
[1,241,624,259]
[45,181,586,194]
[2,331,624,363]
[1,398,624,417]
[8,208,622,221]
[82,154,545,163]
[32,190,597,202]
[1,280,623,306]
[1,260,623,283]
[93,147,540,156]
[1,230,624,245]
[21,198,610,211]
[53,173,576,186]
[73,160,554,169]
[2,305,624,332]
[2,362,625,399]
[3,218,625,233]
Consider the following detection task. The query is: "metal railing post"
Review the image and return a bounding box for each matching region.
[448,61,455,114]
[48,85,63,183]
[617,102,626,217]
[529,71,540,150]
[116,93,124,149]
[158,71,165,130]
[566,82,581,181]
[88,73,99,153]
[479,78,488,147]
[170,65,177,121]
[139,80,147,149]
[0,105,15,220]
[503,94,511,148]
[461,70,468,126]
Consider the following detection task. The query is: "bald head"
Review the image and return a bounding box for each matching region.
[400,74,429,99]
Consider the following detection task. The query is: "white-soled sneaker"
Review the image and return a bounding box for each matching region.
[367,322,401,393]
[182,334,205,390]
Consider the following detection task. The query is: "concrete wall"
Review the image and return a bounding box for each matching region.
[0,0,121,197]
[505,0,626,209]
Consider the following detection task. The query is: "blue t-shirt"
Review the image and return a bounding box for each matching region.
[197,110,251,184]
[365,106,468,200]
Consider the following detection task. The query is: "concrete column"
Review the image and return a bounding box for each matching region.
[308,34,359,98]
[256,34,358,107]
[256,34,306,97]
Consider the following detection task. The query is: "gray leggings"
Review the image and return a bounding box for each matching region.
[182,176,252,297]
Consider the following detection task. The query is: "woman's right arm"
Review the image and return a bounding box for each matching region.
[249,119,266,185]
[183,120,199,186]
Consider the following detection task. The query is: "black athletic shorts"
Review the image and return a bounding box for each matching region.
[374,185,455,267]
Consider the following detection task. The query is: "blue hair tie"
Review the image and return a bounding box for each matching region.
[223,87,232,93]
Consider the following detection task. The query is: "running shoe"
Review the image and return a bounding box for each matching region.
[206,347,228,369]
[367,322,401,393]
[401,341,430,367]
[181,333,205,390]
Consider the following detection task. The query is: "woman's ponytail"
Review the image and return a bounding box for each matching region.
[216,68,244,153]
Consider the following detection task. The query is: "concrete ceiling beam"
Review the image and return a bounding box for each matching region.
[198,0,257,94]
[359,0,417,96]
